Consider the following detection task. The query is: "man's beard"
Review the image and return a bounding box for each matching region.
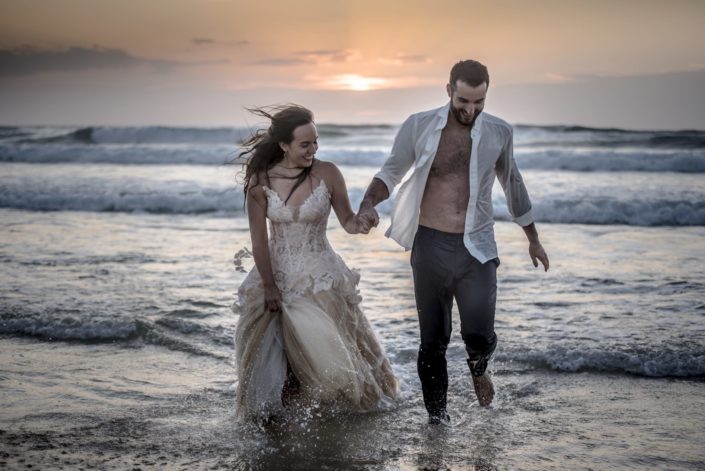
[451,105,480,127]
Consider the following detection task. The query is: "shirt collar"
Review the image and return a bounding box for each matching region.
[471,111,484,138]
[436,102,484,138]
[434,103,450,131]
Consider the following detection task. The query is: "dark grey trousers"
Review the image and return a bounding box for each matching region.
[410,225,498,416]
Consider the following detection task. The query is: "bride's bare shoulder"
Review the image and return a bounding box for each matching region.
[313,159,336,171]
[313,160,343,178]
[312,160,347,196]
[246,172,269,202]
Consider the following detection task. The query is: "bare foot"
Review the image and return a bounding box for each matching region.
[472,373,495,407]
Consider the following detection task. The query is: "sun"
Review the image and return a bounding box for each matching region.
[327,74,388,91]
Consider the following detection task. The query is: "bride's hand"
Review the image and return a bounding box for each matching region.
[351,214,373,234]
[358,206,379,229]
[343,214,371,234]
[263,283,283,313]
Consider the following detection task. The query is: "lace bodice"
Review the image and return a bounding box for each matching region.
[264,179,331,249]
[238,179,361,303]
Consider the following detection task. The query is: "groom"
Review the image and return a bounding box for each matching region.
[358,59,549,424]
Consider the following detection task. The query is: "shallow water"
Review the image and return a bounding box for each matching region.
[2,121,705,469]
[3,334,704,470]
[2,207,705,469]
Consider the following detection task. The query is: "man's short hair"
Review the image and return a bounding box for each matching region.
[449,60,490,89]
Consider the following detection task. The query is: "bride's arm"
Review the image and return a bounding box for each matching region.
[247,185,282,312]
[323,161,371,235]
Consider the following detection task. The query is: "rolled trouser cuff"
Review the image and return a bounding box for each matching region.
[467,356,491,377]
[466,335,496,377]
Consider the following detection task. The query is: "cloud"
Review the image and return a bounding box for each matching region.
[543,73,574,83]
[528,68,705,86]
[296,49,356,63]
[192,38,215,46]
[0,46,182,76]
[250,57,313,66]
[491,69,705,130]
[251,49,356,67]
[379,53,431,66]
[191,38,250,47]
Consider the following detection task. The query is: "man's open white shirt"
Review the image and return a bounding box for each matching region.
[374,103,534,264]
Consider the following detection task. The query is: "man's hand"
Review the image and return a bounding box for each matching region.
[529,241,549,272]
[346,214,373,234]
[356,178,388,233]
[357,204,380,230]
[522,223,549,272]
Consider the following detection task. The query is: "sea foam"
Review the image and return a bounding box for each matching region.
[505,345,705,378]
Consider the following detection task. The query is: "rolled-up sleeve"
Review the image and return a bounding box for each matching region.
[495,127,534,227]
[374,115,417,194]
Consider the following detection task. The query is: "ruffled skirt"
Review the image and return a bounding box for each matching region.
[233,268,399,422]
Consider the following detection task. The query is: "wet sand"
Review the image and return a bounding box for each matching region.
[2,347,704,471]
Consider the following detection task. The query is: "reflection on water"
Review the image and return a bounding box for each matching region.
[2,209,705,469]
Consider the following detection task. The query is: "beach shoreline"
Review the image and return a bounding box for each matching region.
[2,344,703,471]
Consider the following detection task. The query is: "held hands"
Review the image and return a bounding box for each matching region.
[347,214,372,234]
[356,205,380,234]
[346,206,380,235]
[529,241,550,272]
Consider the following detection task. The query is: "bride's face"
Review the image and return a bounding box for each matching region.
[280,122,318,168]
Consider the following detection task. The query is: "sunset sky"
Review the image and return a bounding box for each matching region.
[1,0,704,129]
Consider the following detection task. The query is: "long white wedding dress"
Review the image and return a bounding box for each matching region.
[233,178,399,422]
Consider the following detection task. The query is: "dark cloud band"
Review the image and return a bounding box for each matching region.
[0,46,180,77]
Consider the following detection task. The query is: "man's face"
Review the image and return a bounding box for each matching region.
[446,80,487,127]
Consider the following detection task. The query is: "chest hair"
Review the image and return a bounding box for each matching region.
[430,130,472,178]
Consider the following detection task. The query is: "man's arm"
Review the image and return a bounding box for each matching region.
[495,127,533,226]
[496,127,549,271]
[357,114,417,226]
[358,178,390,227]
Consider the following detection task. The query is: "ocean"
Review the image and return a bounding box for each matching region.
[1,122,704,470]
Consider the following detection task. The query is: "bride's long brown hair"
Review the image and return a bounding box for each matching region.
[238,104,314,204]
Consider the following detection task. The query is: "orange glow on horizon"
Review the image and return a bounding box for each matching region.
[323,74,389,91]
[299,73,437,92]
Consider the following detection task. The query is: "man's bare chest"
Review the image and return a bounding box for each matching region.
[429,131,472,178]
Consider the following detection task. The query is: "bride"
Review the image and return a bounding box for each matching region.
[233,104,399,422]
